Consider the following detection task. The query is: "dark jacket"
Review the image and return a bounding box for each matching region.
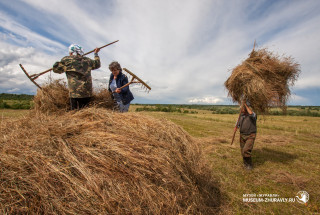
[108,71,134,105]
[238,112,257,135]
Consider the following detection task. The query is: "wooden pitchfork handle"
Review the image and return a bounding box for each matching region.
[118,77,139,90]
[20,40,119,87]
[231,100,244,145]
[38,40,119,78]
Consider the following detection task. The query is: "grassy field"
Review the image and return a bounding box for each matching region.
[131,107,320,214]
[0,109,30,119]
[1,108,320,214]
[133,104,320,116]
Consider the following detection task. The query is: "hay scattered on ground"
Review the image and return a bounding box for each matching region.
[224,47,300,113]
[0,108,220,214]
[33,80,115,113]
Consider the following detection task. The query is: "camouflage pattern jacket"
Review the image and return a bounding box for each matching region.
[53,55,100,98]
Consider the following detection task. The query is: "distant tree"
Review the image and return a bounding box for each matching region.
[0,93,34,100]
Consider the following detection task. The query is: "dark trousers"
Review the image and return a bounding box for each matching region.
[240,133,256,158]
[70,97,91,110]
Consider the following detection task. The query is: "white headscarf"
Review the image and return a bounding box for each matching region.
[68,44,84,55]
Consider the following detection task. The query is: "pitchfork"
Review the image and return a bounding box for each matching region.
[19,40,119,90]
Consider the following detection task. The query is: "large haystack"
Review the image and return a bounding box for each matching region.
[33,80,115,113]
[0,108,220,214]
[224,47,300,113]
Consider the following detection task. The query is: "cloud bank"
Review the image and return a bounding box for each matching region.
[0,0,319,105]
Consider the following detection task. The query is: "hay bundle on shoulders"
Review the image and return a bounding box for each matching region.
[224,46,300,113]
[0,108,220,214]
[33,80,115,113]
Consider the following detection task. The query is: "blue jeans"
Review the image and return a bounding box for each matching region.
[113,93,130,112]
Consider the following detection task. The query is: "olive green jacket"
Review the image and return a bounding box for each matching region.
[53,55,100,98]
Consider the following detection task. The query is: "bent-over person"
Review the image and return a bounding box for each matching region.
[52,44,100,110]
[108,61,134,112]
[237,102,257,170]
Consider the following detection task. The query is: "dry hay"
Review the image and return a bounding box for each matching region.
[224,47,300,113]
[33,80,115,113]
[267,171,309,189]
[91,88,115,109]
[0,108,220,214]
[33,79,70,113]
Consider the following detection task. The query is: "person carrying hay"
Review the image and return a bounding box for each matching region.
[52,44,101,110]
[108,61,134,112]
[236,101,257,170]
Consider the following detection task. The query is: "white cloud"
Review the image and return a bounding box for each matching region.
[0,41,64,94]
[288,94,309,105]
[0,11,65,53]
[188,96,224,104]
[7,88,20,93]
[0,0,319,105]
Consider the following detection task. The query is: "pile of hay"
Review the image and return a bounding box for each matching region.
[224,47,300,113]
[33,79,70,113]
[33,80,115,113]
[0,108,220,214]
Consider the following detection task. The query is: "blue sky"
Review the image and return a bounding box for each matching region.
[0,0,319,105]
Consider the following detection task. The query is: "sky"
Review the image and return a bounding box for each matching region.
[0,0,319,105]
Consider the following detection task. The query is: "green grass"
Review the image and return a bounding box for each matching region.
[0,99,33,109]
[138,110,320,214]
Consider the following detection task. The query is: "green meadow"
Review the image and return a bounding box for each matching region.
[131,105,320,214]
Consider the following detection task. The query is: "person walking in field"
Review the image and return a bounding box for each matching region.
[108,61,134,112]
[52,44,101,110]
[236,101,257,170]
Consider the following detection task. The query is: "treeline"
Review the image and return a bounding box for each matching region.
[135,104,242,114]
[270,109,320,117]
[135,105,199,114]
[0,93,34,109]
[134,104,320,117]
[0,93,34,100]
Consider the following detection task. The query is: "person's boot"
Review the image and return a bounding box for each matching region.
[243,157,248,168]
[243,157,253,170]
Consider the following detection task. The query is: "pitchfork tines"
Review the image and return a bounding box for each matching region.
[120,68,151,93]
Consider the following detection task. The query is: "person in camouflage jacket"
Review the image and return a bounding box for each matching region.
[53,44,100,110]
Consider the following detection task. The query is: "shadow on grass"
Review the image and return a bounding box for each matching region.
[253,147,298,166]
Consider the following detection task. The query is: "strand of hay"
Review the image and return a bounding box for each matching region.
[224,47,300,113]
[0,108,221,214]
[33,80,115,114]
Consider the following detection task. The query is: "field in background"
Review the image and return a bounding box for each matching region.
[0,109,30,119]
[0,93,34,109]
[1,92,320,117]
[131,107,320,214]
[132,104,320,117]
[1,108,320,214]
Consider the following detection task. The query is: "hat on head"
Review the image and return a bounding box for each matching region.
[68,44,84,55]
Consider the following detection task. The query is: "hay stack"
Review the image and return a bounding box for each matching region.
[224,47,300,113]
[0,108,220,214]
[91,88,115,109]
[33,80,115,113]
[33,79,70,113]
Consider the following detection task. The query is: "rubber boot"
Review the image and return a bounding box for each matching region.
[242,157,248,168]
[243,157,253,170]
